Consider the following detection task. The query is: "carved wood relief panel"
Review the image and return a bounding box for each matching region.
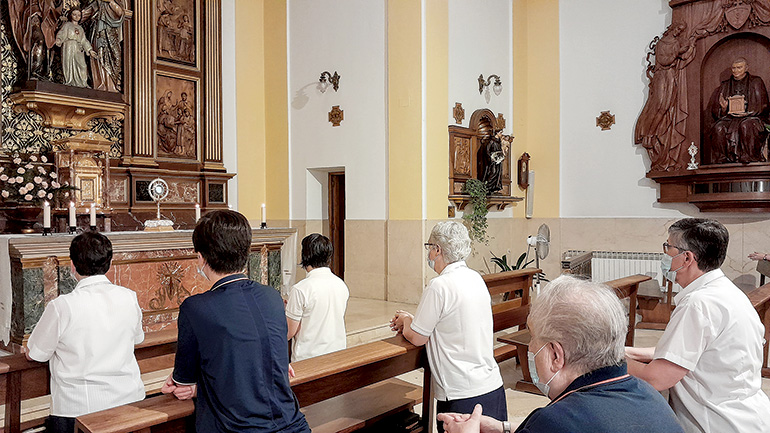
[156,0,197,68]
[156,74,198,159]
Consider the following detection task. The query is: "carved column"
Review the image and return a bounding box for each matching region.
[204,0,225,171]
[127,0,157,166]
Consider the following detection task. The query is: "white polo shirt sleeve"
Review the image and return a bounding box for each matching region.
[133,293,145,345]
[653,301,710,371]
[285,286,306,322]
[27,301,62,362]
[411,284,444,337]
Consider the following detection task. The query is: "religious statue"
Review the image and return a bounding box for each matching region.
[7,0,60,80]
[55,9,97,88]
[479,130,511,194]
[707,58,769,164]
[635,23,698,171]
[82,0,129,92]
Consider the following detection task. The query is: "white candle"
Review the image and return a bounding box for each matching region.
[69,202,76,228]
[43,201,51,229]
[261,203,266,224]
[195,203,201,222]
[90,203,96,227]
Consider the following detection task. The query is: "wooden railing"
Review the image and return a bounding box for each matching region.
[748,283,770,378]
[73,336,430,433]
[606,274,651,347]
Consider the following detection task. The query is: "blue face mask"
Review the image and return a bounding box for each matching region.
[527,343,561,398]
[660,251,685,284]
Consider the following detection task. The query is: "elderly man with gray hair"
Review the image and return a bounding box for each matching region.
[439,276,683,433]
[390,221,506,433]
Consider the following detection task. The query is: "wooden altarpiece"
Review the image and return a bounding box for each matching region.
[448,109,522,210]
[1,0,231,231]
[636,0,770,211]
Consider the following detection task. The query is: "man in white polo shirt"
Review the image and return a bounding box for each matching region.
[286,233,349,362]
[25,231,145,433]
[626,218,770,432]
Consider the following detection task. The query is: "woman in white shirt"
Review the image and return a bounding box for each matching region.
[390,221,506,433]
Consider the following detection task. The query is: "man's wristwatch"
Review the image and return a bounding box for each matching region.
[502,421,511,433]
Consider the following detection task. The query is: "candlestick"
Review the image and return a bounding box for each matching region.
[43,201,51,229]
[69,202,76,233]
[261,203,266,228]
[195,203,201,222]
[90,203,96,229]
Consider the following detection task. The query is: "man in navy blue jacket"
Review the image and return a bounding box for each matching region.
[161,210,309,433]
[438,276,683,433]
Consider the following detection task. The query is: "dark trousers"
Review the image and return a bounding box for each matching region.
[46,415,76,433]
[436,386,507,433]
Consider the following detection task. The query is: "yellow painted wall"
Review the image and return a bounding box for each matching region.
[388,0,423,220]
[235,0,266,220]
[263,2,290,221]
[512,0,560,218]
[425,0,449,220]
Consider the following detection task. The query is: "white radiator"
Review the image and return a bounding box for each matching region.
[591,251,663,283]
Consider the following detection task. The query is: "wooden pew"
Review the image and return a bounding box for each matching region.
[483,268,540,363]
[74,336,430,433]
[748,282,770,378]
[0,329,178,433]
[496,274,651,393]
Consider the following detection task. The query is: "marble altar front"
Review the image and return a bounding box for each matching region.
[0,228,296,348]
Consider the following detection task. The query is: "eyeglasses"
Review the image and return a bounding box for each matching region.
[662,242,686,254]
[424,243,437,251]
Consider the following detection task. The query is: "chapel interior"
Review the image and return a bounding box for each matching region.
[1,0,770,432]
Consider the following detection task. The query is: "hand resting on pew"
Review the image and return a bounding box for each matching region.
[437,404,498,433]
[161,374,197,400]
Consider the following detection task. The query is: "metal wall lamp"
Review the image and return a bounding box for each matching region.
[319,71,341,93]
[478,74,502,95]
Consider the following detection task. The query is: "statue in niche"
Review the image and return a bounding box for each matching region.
[81,0,129,92]
[479,130,511,194]
[55,9,97,88]
[635,23,698,171]
[707,58,769,164]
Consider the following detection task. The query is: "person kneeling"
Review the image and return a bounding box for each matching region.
[439,276,683,433]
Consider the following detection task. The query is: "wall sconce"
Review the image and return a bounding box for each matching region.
[478,74,502,96]
[319,71,341,93]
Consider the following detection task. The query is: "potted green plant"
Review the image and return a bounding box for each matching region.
[462,178,489,244]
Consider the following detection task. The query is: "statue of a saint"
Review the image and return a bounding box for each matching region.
[27,15,49,80]
[635,24,697,171]
[479,131,511,194]
[82,0,129,92]
[55,9,96,88]
[707,58,769,164]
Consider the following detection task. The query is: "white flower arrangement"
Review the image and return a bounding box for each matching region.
[0,153,69,204]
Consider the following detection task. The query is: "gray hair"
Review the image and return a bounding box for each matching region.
[527,275,627,375]
[429,221,472,264]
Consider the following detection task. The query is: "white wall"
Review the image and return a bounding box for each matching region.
[221,0,238,210]
[449,0,514,219]
[288,0,387,221]
[559,0,688,218]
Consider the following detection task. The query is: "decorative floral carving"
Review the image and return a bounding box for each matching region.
[149,261,191,310]
[596,111,615,131]
[328,105,344,127]
[453,102,465,124]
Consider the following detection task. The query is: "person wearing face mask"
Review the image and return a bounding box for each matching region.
[438,276,683,433]
[161,210,310,433]
[390,221,505,433]
[626,218,770,433]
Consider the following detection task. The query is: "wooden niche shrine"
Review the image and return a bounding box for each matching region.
[635,0,770,211]
[449,109,521,210]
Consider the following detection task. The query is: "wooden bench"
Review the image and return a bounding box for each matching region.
[748,282,770,378]
[496,274,651,394]
[483,268,539,364]
[74,336,430,433]
[0,328,178,433]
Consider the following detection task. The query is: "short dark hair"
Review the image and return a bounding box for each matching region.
[192,210,252,274]
[70,231,113,276]
[668,218,728,272]
[301,233,333,268]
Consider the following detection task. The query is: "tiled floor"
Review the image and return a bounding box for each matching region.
[344,297,770,429]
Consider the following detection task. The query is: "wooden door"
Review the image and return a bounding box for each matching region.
[328,172,345,279]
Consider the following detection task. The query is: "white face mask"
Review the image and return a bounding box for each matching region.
[427,253,435,271]
[197,263,209,281]
[660,251,685,284]
[528,342,561,398]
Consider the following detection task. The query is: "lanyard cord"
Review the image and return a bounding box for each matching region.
[210,276,249,291]
[550,374,631,405]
